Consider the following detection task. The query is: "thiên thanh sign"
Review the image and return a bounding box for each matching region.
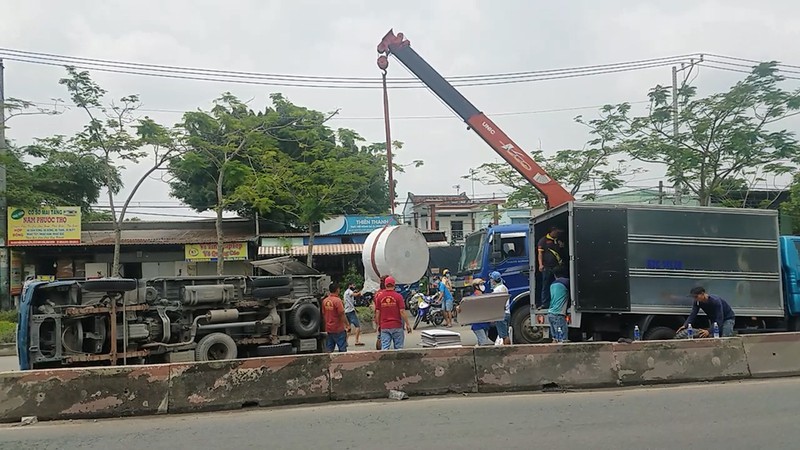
[185,242,249,262]
[7,207,82,246]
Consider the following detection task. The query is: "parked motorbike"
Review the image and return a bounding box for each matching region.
[412,293,444,330]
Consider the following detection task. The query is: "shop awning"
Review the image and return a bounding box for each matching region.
[258,240,451,256]
[258,244,364,256]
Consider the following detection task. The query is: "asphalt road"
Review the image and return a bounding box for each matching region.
[3,378,799,449]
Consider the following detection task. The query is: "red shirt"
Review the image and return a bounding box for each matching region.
[376,289,405,330]
[322,294,346,333]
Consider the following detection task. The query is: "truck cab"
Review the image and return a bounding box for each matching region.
[456,224,540,342]
[780,235,800,329]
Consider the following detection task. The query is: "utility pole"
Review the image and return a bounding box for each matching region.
[658,180,664,205]
[671,65,682,205]
[0,59,9,310]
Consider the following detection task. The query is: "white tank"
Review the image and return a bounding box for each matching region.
[362,225,430,285]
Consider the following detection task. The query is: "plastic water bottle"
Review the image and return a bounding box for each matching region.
[633,325,641,341]
[556,327,563,343]
[713,322,720,338]
[687,324,694,339]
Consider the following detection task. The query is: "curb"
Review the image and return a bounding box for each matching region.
[0,343,15,357]
[2,333,799,423]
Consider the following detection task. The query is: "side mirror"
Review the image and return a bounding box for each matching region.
[491,251,502,263]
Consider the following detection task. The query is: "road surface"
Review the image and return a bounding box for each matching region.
[2,377,799,449]
[0,323,480,372]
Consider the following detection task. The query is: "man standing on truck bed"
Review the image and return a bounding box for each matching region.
[322,283,351,352]
[537,227,565,309]
[677,286,736,338]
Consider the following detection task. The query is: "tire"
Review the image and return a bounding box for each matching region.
[83,278,138,293]
[195,333,238,361]
[253,276,291,288]
[413,314,422,330]
[252,285,292,299]
[289,303,321,338]
[511,307,544,344]
[643,326,676,341]
[432,312,444,327]
[256,343,293,357]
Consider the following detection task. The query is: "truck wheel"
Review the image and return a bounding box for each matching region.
[290,303,321,338]
[83,278,138,293]
[256,343,293,357]
[253,276,291,288]
[195,333,238,361]
[643,326,676,341]
[511,307,544,344]
[252,286,292,299]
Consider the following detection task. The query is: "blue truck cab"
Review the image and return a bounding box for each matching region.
[780,236,800,328]
[455,224,535,341]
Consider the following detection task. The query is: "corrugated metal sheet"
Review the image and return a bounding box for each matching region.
[258,241,451,256]
[258,244,363,256]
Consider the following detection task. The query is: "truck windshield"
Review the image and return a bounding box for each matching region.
[459,231,486,273]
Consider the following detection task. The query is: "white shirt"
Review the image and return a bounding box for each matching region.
[493,283,511,314]
[343,288,356,313]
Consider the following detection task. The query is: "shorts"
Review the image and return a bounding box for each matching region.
[345,311,360,328]
[495,313,511,339]
[443,299,455,312]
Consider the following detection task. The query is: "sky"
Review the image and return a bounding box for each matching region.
[1,0,799,221]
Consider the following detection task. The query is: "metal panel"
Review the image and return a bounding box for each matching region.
[573,207,630,312]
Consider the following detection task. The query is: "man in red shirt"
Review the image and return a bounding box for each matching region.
[374,276,412,350]
[322,282,350,352]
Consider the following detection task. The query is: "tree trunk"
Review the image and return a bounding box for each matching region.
[306,224,315,268]
[112,225,122,277]
[215,171,226,275]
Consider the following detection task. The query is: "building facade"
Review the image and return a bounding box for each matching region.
[401,193,506,243]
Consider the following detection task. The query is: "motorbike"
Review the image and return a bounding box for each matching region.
[411,293,445,330]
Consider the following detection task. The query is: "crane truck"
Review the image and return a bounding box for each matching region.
[377,30,800,343]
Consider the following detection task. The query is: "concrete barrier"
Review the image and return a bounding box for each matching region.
[0,365,170,423]
[475,342,618,393]
[329,347,476,400]
[168,354,330,414]
[613,337,749,385]
[741,333,800,378]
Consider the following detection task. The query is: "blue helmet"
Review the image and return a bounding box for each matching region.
[489,271,503,282]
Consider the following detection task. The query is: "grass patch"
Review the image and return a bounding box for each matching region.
[0,321,16,344]
[355,306,374,324]
[0,310,18,323]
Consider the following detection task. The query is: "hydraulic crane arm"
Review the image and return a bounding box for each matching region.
[377,30,574,209]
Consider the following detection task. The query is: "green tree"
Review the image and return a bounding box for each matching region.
[170,93,274,274]
[620,62,800,206]
[59,68,181,276]
[171,94,405,269]
[782,173,800,234]
[467,108,632,207]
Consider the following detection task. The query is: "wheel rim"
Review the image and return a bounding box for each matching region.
[207,342,229,360]
[519,316,543,343]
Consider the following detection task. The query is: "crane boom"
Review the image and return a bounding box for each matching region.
[377,30,574,209]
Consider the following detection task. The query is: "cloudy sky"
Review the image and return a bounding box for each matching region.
[1,0,799,220]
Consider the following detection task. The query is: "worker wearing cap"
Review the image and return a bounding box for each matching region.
[490,271,511,345]
[374,276,413,350]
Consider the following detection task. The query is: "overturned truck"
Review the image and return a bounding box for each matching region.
[16,257,330,370]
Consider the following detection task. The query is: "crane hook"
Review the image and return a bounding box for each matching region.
[377,55,389,74]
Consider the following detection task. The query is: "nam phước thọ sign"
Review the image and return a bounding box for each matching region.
[7,207,82,246]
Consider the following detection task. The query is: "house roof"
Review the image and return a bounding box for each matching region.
[407,193,470,205]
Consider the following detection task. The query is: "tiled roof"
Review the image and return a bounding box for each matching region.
[14,229,258,247]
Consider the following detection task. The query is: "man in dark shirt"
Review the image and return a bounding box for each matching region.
[677,286,736,337]
[536,227,565,309]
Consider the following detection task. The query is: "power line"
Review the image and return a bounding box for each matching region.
[0,48,698,89]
